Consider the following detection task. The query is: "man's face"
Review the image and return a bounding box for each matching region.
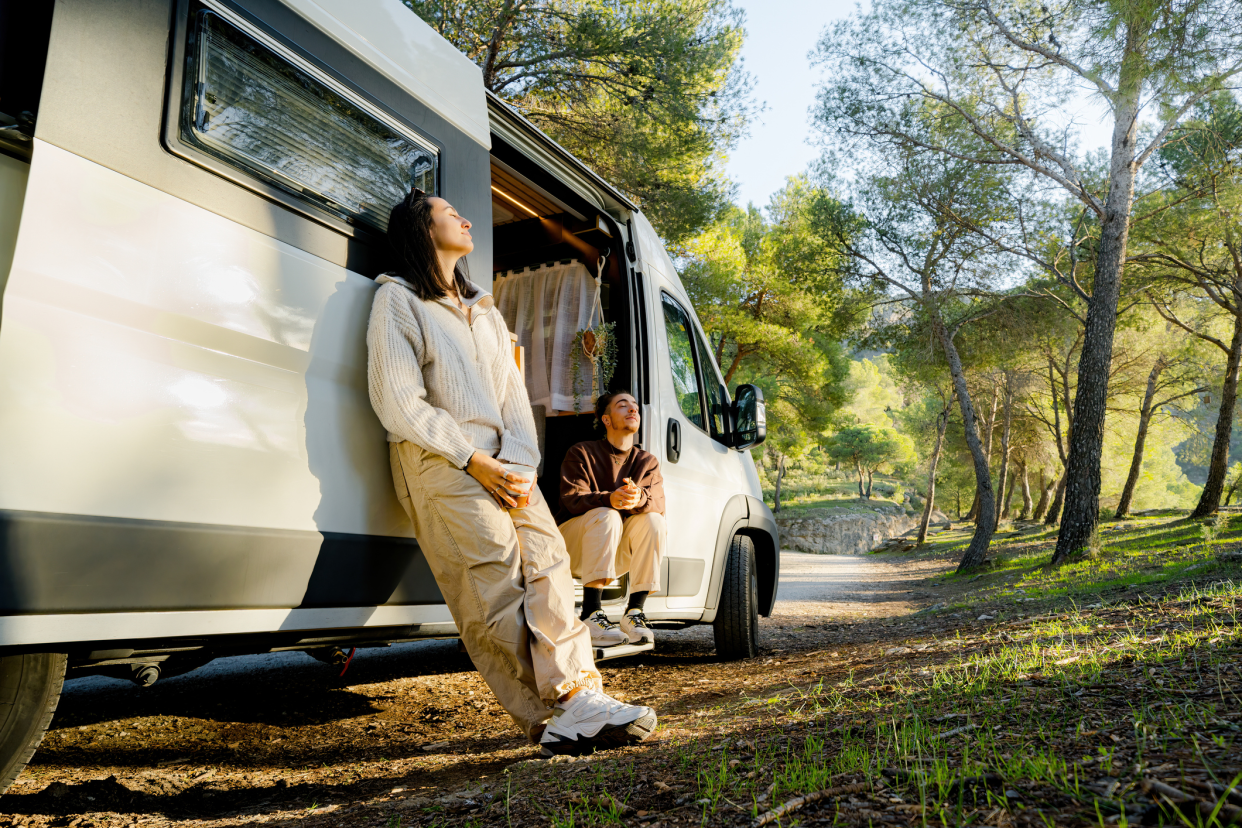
[603,394,641,435]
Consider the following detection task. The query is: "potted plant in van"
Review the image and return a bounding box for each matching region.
[569,320,617,413]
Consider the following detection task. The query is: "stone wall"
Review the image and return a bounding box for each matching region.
[776,504,948,555]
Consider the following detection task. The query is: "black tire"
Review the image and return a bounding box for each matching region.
[0,652,66,795]
[713,534,759,660]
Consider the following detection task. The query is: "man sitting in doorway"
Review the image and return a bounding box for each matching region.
[558,391,666,648]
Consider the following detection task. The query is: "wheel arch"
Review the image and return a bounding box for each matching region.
[703,494,780,621]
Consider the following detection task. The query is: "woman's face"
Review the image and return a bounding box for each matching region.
[427,197,473,257]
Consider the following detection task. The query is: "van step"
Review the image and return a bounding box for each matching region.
[593,641,655,662]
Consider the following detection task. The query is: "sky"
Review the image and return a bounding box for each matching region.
[723,0,859,210]
[723,0,1116,212]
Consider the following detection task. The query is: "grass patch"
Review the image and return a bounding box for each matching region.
[394,518,1242,827]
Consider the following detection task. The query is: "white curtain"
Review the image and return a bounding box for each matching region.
[495,260,601,412]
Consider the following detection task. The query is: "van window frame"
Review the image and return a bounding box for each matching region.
[162,0,444,240]
[660,290,731,447]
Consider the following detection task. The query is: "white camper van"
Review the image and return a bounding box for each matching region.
[0,0,779,792]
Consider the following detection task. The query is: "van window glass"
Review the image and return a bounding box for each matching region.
[181,9,437,231]
[693,324,729,438]
[661,293,705,429]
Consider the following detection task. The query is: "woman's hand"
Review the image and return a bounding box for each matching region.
[466,451,531,508]
[609,478,642,511]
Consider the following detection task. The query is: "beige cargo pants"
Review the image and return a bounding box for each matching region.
[559,508,666,593]
[390,441,601,741]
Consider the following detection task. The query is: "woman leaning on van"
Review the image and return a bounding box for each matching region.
[366,188,657,756]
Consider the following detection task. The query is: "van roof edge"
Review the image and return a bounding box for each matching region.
[486,92,638,215]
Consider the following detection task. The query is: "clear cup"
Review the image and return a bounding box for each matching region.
[501,463,536,508]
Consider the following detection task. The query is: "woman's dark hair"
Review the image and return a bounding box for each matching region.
[386,188,478,302]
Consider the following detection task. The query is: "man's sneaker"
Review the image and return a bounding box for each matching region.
[539,689,657,756]
[621,608,655,645]
[582,610,627,647]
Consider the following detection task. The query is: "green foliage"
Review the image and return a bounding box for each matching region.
[825,424,915,498]
[567,321,617,413]
[403,0,754,243]
[682,177,860,459]
[840,357,903,429]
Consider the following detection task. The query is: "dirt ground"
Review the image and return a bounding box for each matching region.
[0,551,955,827]
[5,544,1236,828]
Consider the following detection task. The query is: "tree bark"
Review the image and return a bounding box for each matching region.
[1002,470,1018,518]
[1018,459,1032,520]
[994,373,1014,530]
[1032,467,1049,521]
[865,469,874,499]
[917,394,954,545]
[964,490,980,522]
[855,460,866,499]
[1052,59,1142,565]
[1115,358,1165,520]
[1047,472,1067,526]
[1191,310,1242,518]
[931,317,995,572]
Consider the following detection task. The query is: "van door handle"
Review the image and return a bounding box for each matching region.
[666,418,681,464]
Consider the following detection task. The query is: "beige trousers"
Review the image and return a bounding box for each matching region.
[559,508,666,594]
[389,441,600,740]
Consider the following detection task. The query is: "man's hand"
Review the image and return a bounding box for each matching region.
[609,477,642,511]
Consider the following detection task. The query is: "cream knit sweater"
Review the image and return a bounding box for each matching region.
[367,274,540,470]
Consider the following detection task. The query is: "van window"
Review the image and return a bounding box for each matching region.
[177,8,437,232]
[692,324,729,438]
[661,292,705,430]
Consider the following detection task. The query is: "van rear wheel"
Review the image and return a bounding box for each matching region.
[713,534,759,660]
[0,652,66,795]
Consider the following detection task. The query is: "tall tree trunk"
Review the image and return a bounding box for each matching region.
[956,490,962,520]
[994,373,1014,530]
[917,394,954,545]
[1115,357,1166,520]
[1032,467,1050,521]
[1191,311,1242,518]
[964,490,980,522]
[1018,459,1032,519]
[855,460,866,499]
[931,317,995,572]
[1047,472,1067,526]
[865,469,874,499]
[773,453,786,513]
[1002,470,1018,518]
[1051,46,1142,564]
[984,383,1000,468]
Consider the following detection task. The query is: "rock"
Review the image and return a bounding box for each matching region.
[775,506,950,555]
[977,614,995,621]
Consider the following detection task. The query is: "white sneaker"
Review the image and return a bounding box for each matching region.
[539,689,657,756]
[582,610,627,648]
[620,609,655,645]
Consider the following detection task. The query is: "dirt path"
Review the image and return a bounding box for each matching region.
[0,551,957,827]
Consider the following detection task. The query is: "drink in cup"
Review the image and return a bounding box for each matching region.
[501,464,536,508]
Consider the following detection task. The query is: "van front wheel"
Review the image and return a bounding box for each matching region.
[0,652,67,795]
[713,534,759,660]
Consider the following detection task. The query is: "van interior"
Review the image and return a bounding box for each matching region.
[489,137,633,602]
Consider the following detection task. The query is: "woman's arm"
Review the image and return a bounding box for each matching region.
[367,287,477,469]
[494,318,541,468]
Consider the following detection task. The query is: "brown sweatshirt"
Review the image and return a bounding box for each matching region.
[557,439,665,524]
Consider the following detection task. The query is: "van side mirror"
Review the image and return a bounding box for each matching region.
[730,384,766,450]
